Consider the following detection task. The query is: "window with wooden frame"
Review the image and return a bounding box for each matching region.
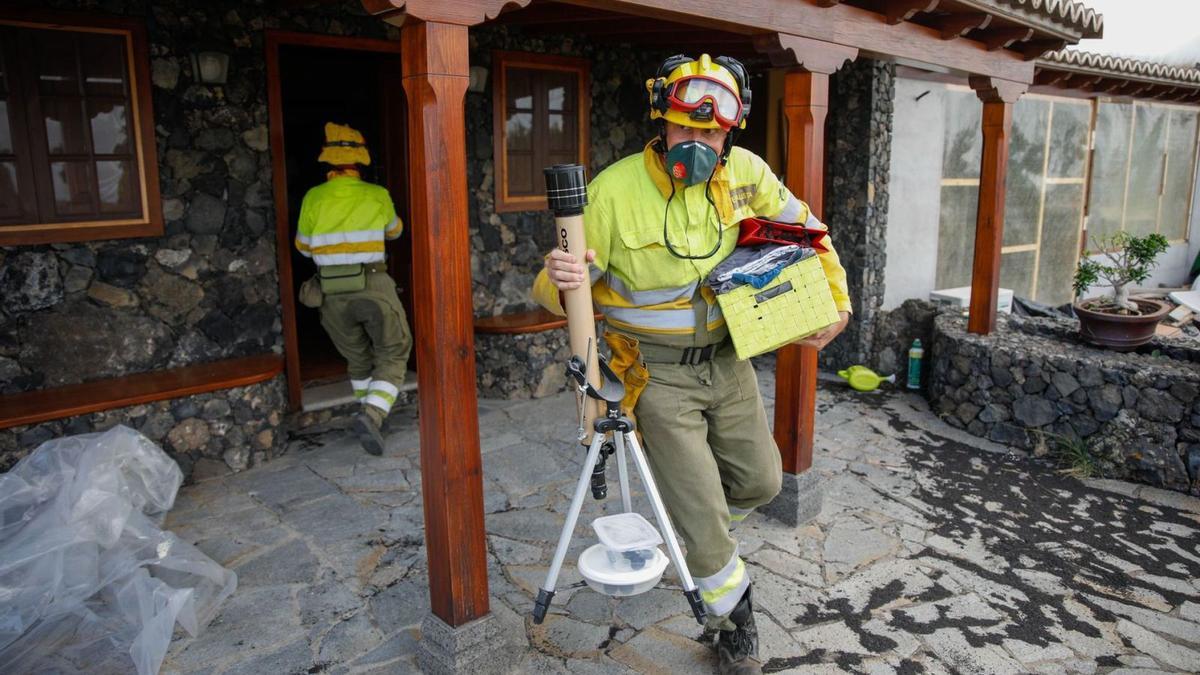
[0,10,161,246]
[492,51,589,213]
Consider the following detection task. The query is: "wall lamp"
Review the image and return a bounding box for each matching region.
[191,51,230,85]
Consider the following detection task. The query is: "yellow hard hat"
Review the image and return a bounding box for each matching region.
[318,122,371,166]
[646,54,751,131]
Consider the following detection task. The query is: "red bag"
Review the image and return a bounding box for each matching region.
[736,217,829,253]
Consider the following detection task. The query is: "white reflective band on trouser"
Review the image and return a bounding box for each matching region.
[696,550,749,617]
[363,380,400,414]
[351,378,372,399]
[728,506,754,531]
[603,306,695,331]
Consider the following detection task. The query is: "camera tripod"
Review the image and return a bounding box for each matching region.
[531,351,707,625]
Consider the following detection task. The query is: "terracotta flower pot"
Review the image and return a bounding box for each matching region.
[1073,297,1171,351]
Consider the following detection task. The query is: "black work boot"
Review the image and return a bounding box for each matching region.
[353,409,386,456]
[716,587,762,675]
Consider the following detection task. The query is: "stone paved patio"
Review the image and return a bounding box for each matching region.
[161,364,1200,674]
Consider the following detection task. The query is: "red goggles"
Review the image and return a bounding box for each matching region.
[666,76,743,129]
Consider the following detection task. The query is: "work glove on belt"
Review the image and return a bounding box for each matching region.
[603,332,650,424]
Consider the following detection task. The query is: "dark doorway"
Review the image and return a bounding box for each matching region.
[276,42,413,391]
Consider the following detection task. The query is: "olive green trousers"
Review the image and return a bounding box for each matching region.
[318,269,412,415]
[632,341,782,628]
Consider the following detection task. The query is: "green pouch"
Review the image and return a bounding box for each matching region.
[318,263,366,294]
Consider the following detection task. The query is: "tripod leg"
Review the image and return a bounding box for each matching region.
[623,432,707,625]
[534,433,608,624]
[613,432,633,513]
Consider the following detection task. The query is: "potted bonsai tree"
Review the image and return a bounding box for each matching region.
[1073,231,1171,350]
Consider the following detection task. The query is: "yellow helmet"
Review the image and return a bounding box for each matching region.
[318,122,371,166]
[646,54,751,131]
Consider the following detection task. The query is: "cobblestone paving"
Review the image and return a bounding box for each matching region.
[162,366,1200,674]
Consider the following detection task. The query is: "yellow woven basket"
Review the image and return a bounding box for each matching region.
[717,254,840,360]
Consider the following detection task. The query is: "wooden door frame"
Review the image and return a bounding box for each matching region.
[265,29,404,410]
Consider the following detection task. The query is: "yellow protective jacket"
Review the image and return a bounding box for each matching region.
[295,173,402,266]
[532,142,851,348]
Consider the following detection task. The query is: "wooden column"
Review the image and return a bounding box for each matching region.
[774,69,830,474]
[400,18,489,627]
[966,76,1025,335]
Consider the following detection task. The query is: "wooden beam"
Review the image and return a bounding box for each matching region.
[774,69,835,475]
[526,19,704,36]
[400,18,490,627]
[1126,82,1155,97]
[966,76,1024,336]
[363,0,531,25]
[1092,78,1130,94]
[1170,88,1200,102]
[938,13,992,40]
[1153,86,1182,100]
[979,27,1033,51]
[556,0,1035,83]
[1059,73,1103,90]
[884,0,941,25]
[1103,80,1154,97]
[1033,68,1070,87]
[488,3,625,25]
[753,32,858,72]
[815,0,843,6]
[1020,38,1067,61]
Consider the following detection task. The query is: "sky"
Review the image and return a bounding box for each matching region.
[1072,0,1200,65]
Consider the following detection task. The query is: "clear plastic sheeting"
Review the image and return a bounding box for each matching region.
[0,425,237,675]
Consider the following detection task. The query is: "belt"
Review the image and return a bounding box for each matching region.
[637,338,729,366]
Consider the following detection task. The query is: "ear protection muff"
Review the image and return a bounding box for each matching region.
[648,54,694,150]
[712,55,752,164]
[647,54,695,116]
[713,55,752,128]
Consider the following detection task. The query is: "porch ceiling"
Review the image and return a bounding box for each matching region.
[486,3,763,60]
[482,0,1104,81]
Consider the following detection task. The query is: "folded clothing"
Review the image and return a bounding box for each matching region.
[708,244,813,294]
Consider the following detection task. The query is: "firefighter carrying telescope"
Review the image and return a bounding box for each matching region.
[532,163,706,626]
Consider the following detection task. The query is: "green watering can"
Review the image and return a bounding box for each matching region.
[837,365,896,392]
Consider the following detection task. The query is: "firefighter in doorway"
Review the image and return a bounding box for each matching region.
[295,122,412,456]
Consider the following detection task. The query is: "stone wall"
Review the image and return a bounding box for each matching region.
[820,59,896,371]
[929,313,1200,495]
[476,329,573,400]
[0,375,287,479]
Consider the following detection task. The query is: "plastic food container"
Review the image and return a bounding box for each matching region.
[591,512,663,552]
[577,543,669,597]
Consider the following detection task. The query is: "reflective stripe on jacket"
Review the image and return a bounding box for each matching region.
[295,176,402,266]
[532,142,851,345]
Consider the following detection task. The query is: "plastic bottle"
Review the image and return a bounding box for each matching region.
[907,339,923,390]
